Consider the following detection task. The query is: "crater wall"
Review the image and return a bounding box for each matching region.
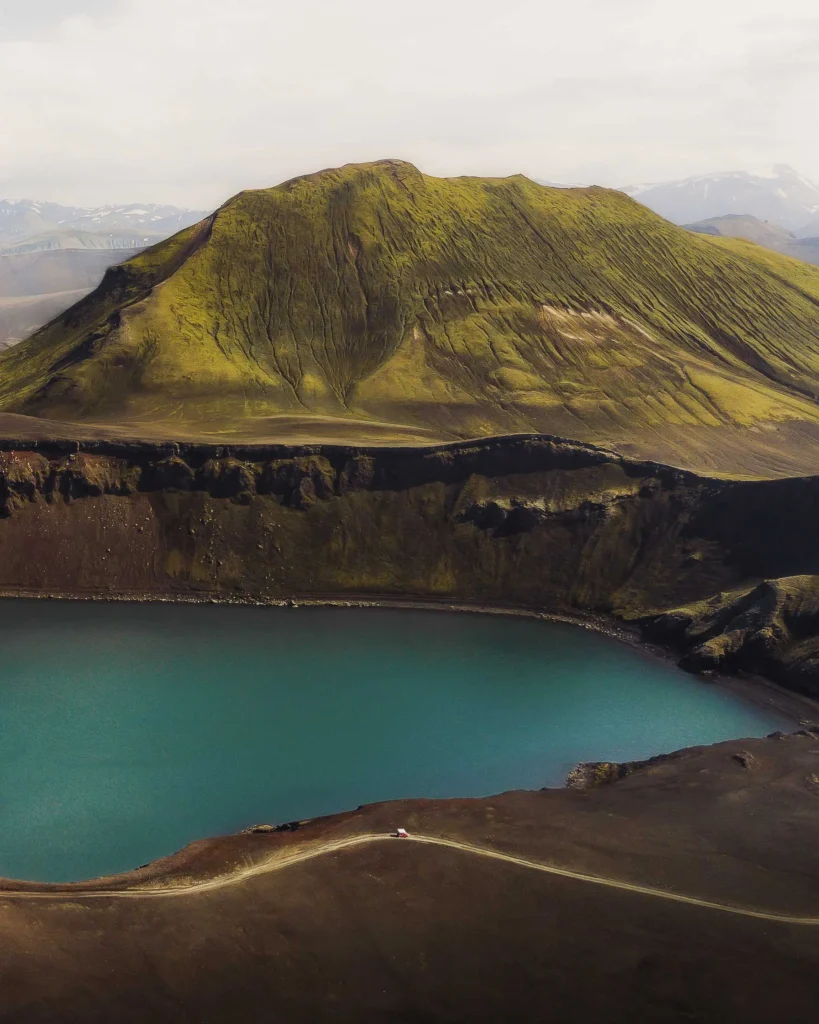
[1,434,818,694]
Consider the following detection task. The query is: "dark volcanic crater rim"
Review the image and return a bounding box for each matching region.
[5,731,819,1024]
[2,427,819,890]
[0,428,686,477]
[1,431,818,692]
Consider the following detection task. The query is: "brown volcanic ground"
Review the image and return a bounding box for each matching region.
[2,732,819,1023]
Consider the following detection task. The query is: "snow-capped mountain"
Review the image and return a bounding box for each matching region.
[620,166,819,232]
[0,200,84,249]
[0,198,209,253]
[66,204,208,236]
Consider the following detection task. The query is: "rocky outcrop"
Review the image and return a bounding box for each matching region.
[565,761,637,789]
[0,433,671,521]
[564,751,679,789]
[646,576,819,697]
[255,456,336,508]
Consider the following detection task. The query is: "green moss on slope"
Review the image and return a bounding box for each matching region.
[2,160,819,472]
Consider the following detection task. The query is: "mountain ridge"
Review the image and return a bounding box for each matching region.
[0,248,143,350]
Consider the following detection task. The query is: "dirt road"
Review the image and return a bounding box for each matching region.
[2,833,818,925]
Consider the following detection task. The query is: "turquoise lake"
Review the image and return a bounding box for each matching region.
[0,601,791,883]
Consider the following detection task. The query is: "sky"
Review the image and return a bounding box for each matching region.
[1,0,818,209]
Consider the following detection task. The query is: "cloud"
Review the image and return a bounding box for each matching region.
[0,1,126,39]
[0,0,817,207]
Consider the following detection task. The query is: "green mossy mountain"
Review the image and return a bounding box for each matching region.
[3,160,819,476]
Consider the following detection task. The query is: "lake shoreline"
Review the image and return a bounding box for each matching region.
[0,591,812,891]
[1,729,818,910]
[1,585,816,726]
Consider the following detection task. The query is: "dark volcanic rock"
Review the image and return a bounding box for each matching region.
[648,576,819,698]
[256,456,335,507]
[197,458,256,500]
[565,761,632,789]
[139,456,195,492]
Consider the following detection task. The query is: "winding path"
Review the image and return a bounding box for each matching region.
[2,833,817,925]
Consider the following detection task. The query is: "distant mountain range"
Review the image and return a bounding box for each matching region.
[0,249,147,350]
[685,214,819,266]
[0,199,208,254]
[620,166,819,234]
[0,198,208,349]
[537,165,819,266]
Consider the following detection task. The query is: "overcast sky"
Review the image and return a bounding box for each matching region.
[1,0,817,209]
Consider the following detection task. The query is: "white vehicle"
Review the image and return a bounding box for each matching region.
[394,828,409,839]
